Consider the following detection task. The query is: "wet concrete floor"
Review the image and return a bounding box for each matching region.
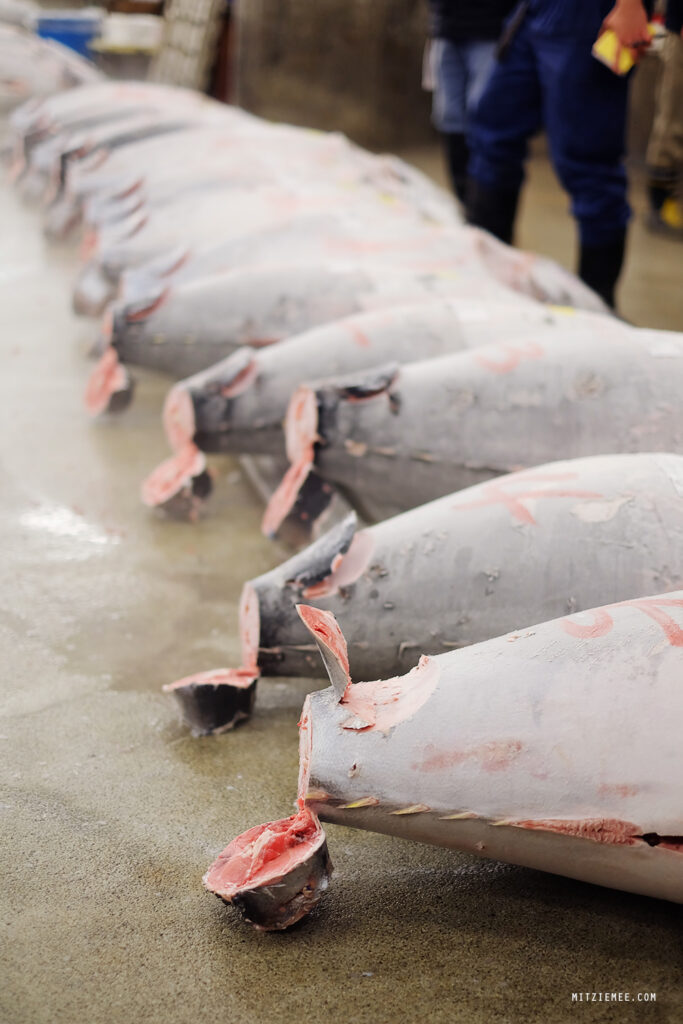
[1,177,682,1024]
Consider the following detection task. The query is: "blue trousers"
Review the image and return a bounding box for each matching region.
[431,38,498,135]
[468,8,632,247]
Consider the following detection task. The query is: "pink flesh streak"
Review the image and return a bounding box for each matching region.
[163,386,196,453]
[238,582,260,672]
[84,347,127,417]
[126,287,169,322]
[140,442,206,507]
[302,529,375,598]
[285,385,319,464]
[504,818,642,845]
[340,656,440,734]
[163,667,257,693]
[220,357,259,398]
[261,460,313,536]
[298,697,313,802]
[261,386,319,535]
[415,739,524,774]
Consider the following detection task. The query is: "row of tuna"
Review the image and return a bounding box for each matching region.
[5,63,682,930]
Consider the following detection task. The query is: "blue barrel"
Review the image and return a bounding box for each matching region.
[36,12,102,59]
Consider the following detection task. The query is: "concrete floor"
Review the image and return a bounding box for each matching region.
[1,167,682,1024]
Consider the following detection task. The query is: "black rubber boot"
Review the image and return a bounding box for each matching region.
[443,132,469,204]
[578,232,626,310]
[465,178,521,245]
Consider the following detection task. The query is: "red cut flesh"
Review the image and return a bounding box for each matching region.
[163,667,257,692]
[297,604,351,694]
[285,386,318,465]
[262,385,320,534]
[140,442,206,507]
[261,459,313,537]
[204,806,323,899]
[84,347,128,417]
[163,386,196,453]
[238,581,260,672]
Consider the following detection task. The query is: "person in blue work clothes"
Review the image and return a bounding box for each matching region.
[466,0,653,308]
[427,1,516,203]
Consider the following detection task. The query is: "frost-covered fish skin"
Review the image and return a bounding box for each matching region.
[0,25,102,115]
[51,121,391,246]
[86,261,528,418]
[143,302,619,515]
[165,453,683,733]
[264,325,683,533]
[207,592,683,930]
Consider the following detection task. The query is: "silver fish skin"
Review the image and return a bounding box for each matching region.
[163,453,683,738]
[265,325,683,531]
[298,593,683,909]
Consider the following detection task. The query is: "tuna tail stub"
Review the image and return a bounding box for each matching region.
[203,806,332,931]
[163,582,261,734]
[262,364,399,540]
[185,347,260,450]
[141,387,213,520]
[84,345,134,416]
[140,443,213,521]
[261,385,334,540]
[162,668,258,736]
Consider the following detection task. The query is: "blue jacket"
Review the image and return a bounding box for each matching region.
[526,0,654,38]
[428,0,516,42]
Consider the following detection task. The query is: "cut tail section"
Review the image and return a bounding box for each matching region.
[164,582,261,734]
[84,346,134,416]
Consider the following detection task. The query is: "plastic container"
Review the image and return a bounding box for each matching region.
[36,9,103,58]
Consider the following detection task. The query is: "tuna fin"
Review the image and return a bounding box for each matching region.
[278,512,358,589]
[125,283,169,322]
[297,605,351,701]
[328,362,400,402]
[216,347,259,397]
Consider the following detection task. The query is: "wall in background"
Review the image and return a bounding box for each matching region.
[233,0,434,150]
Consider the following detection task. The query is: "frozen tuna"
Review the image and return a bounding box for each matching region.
[85,261,527,418]
[203,804,332,931]
[210,592,683,930]
[165,453,683,733]
[0,25,102,115]
[264,325,683,533]
[143,301,618,516]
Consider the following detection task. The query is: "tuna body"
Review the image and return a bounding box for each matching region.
[300,594,683,906]
[246,453,683,681]
[267,326,683,528]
